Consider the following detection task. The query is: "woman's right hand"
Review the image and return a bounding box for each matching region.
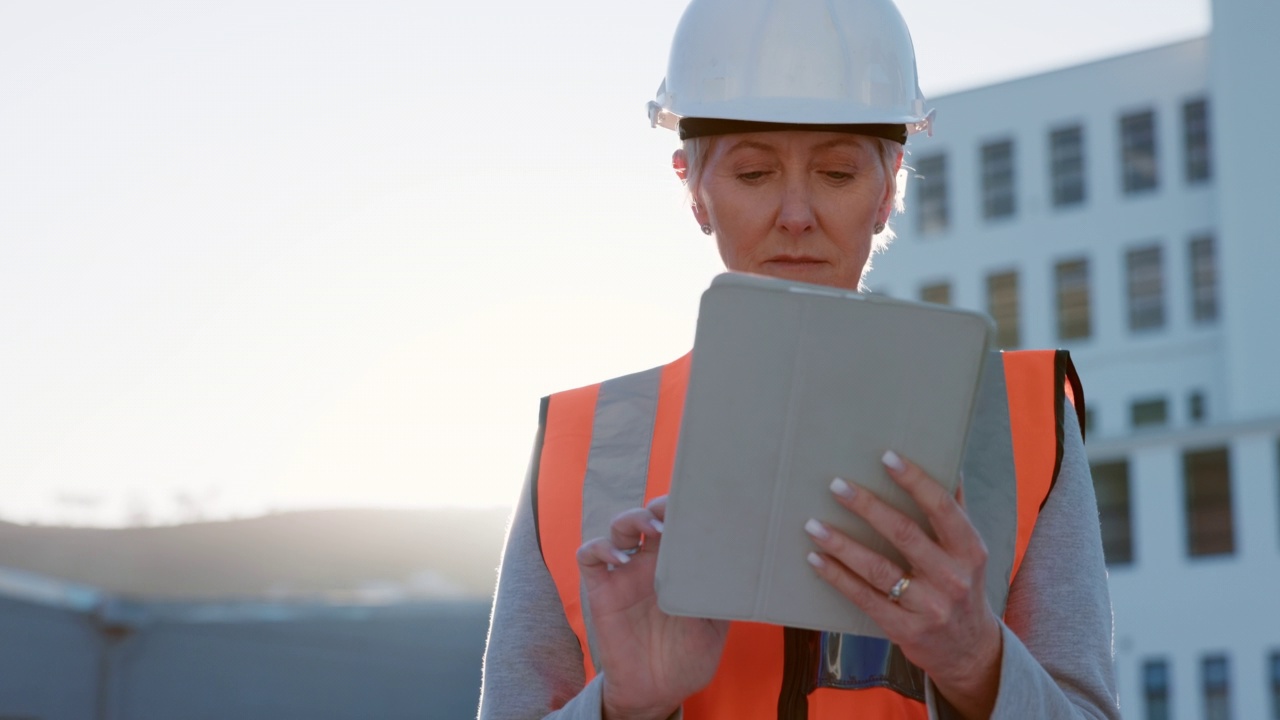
[576,495,730,720]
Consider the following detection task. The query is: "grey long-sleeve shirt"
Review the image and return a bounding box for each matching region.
[477,400,1120,720]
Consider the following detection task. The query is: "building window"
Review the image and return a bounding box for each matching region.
[916,154,949,234]
[1203,654,1231,720]
[1190,234,1219,323]
[1131,397,1168,428]
[1144,659,1171,720]
[1050,125,1086,207]
[1184,98,1212,183]
[1055,258,1091,341]
[981,139,1016,219]
[1121,109,1159,194]
[1091,460,1133,565]
[1189,391,1207,423]
[986,271,1020,349]
[1127,245,1166,331]
[920,281,951,306]
[1185,447,1234,557]
[1269,650,1280,720]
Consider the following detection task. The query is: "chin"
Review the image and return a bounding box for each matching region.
[758,263,854,290]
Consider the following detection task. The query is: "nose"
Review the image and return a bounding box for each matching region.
[776,177,816,237]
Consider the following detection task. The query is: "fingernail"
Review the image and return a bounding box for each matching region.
[882,450,906,473]
[803,518,830,540]
[807,552,825,568]
[649,519,664,534]
[611,550,632,565]
[829,477,856,500]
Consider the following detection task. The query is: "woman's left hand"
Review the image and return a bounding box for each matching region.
[803,451,1003,720]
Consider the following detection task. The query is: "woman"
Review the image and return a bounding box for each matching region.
[478,0,1119,718]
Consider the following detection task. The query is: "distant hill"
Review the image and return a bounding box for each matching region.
[0,507,512,602]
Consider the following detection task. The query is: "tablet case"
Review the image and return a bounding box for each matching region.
[655,272,994,638]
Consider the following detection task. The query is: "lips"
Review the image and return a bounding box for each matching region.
[765,255,826,264]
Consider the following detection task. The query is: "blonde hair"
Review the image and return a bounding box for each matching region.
[681,134,907,257]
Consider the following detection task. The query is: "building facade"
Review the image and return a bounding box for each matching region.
[871,4,1280,718]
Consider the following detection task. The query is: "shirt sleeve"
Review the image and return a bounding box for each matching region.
[930,397,1121,719]
[477,444,606,720]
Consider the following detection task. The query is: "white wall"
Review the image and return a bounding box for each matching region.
[1212,0,1280,422]
[1103,430,1279,718]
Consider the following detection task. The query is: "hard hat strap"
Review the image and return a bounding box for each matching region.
[678,118,907,144]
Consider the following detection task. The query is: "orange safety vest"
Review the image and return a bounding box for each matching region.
[533,349,1083,719]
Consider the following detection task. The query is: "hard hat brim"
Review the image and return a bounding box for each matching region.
[678,118,908,144]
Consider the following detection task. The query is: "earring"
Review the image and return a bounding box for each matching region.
[700,224,713,235]
[873,222,886,235]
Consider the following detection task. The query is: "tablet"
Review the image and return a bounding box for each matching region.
[655,272,994,637]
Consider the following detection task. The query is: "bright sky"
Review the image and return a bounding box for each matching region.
[1,0,1209,526]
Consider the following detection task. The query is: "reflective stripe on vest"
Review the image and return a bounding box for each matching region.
[533,349,1082,719]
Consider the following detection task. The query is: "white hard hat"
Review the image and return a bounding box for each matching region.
[648,0,933,142]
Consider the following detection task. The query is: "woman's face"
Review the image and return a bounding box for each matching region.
[690,131,899,292]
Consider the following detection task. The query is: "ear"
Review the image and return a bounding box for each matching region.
[878,147,905,224]
[672,149,689,182]
[674,149,711,226]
